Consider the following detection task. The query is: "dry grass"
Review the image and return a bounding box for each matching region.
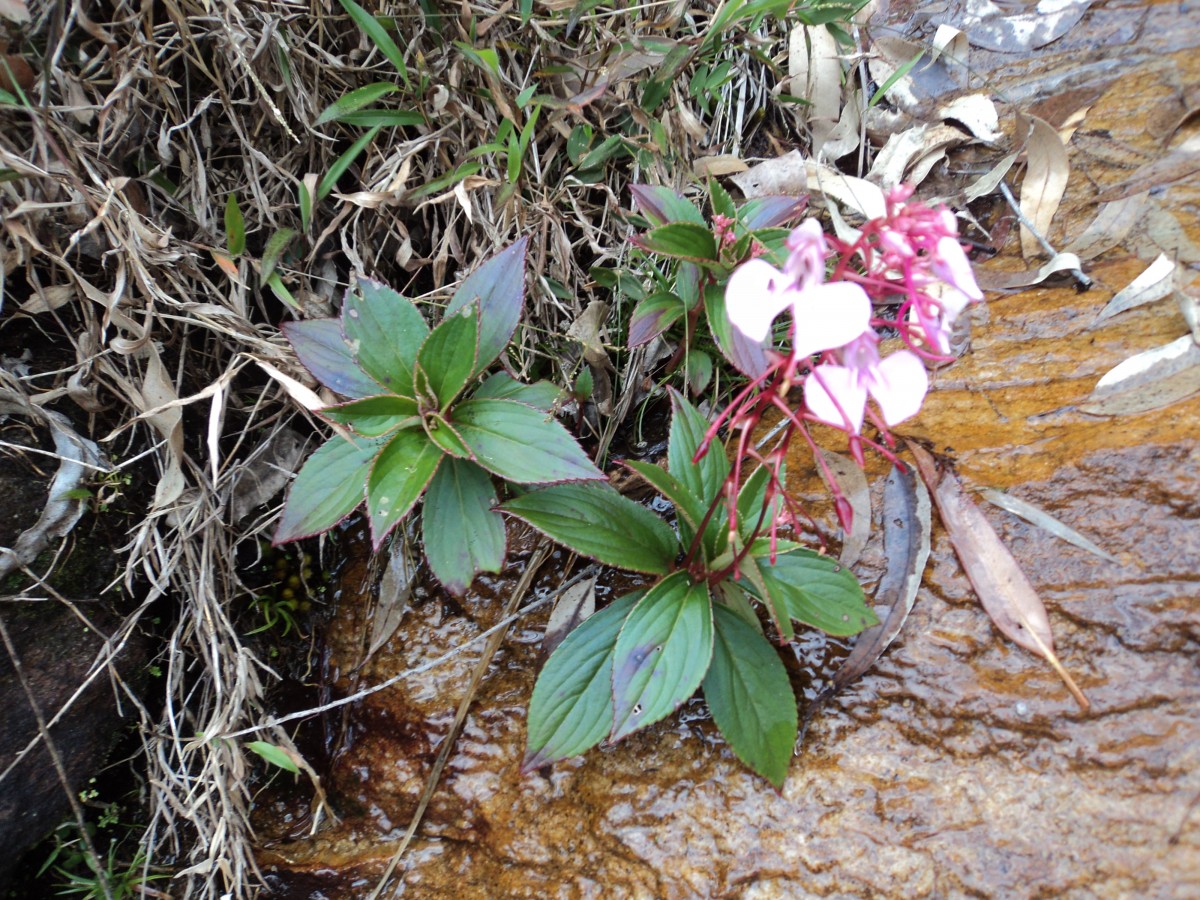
[0,0,858,894]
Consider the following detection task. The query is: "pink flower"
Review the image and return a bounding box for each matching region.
[725,221,871,361]
[805,334,929,433]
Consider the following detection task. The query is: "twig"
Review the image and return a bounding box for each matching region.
[998,180,1092,290]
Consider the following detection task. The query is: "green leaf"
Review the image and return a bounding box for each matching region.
[298,180,313,233]
[633,222,718,262]
[736,463,781,543]
[524,591,642,770]
[317,125,382,200]
[706,281,769,378]
[321,394,419,436]
[274,435,382,543]
[473,372,562,411]
[266,272,301,311]
[366,429,443,547]
[610,572,714,741]
[629,184,707,227]
[260,228,296,284]
[334,108,424,128]
[418,302,479,408]
[667,389,728,512]
[500,482,678,574]
[337,0,411,87]
[453,398,603,484]
[445,238,528,375]
[685,350,713,395]
[748,542,878,636]
[703,604,797,788]
[423,459,505,595]
[224,193,245,256]
[282,318,382,399]
[315,82,400,125]
[422,410,473,458]
[343,279,429,397]
[737,195,806,231]
[247,741,300,774]
[624,459,702,548]
[627,292,684,348]
[708,177,736,220]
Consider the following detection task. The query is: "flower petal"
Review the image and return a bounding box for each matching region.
[724,259,794,341]
[790,281,872,361]
[933,236,983,302]
[868,350,929,427]
[805,364,867,433]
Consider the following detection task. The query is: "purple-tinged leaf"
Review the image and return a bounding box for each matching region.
[610,572,713,741]
[500,482,678,575]
[738,195,807,231]
[273,435,383,544]
[524,590,642,771]
[627,292,684,347]
[704,603,798,788]
[321,394,419,437]
[344,279,429,397]
[705,282,770,378]
[282,318,382,399]
[629,184,706,227]
[452,398,603,484]
[473,372,562,411]
[422,459,504,596]
[624,459,702,548]
[366,429,443,548]
[418,301,479,409]
[632,223,718,263]
[446,238,528,375]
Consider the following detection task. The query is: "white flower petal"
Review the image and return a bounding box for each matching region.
[790,281,872,360]
[724,258,794,341]
[868,351,929,426]
[933,237,983,301]
[805,364,867,433]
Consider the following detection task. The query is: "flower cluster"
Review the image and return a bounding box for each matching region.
[703,187,983,540]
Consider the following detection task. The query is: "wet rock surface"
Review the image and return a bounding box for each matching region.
[255,13,1200,898]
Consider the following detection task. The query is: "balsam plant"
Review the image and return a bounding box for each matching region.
[273,239,604,595]
[511,390,877,788]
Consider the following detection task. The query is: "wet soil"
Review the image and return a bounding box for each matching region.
[254,6,1200,897]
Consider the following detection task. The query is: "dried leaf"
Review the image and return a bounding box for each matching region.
[979,488,1119,564]
[1080,334,1200,416]
[1019,114,1070,258]
[909,444,1089,711]
[817,449,871,568]
[868,123,965,188]
[962,151,1019,203]
[540,576,597,662]
[1096,253,1175,321]
[790,24,842,155]
[0,0,30,24]
[365,537,416,664]
[958,0,1094,53]
[1062,193,1148,261]
[937,94,1002,143]
[729,150,807,198]
[1096,133,1200,203]
[974,251,1083,291]
[829,463,931,693]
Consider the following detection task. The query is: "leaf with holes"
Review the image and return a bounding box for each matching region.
[343,279,429,397]
[524,590,642,770]
[704,603,798,788]
[610,572,713,741]
[366,428,443,548]
[282,318,382,399]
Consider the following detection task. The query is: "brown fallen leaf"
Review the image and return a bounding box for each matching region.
[1080,334,1200,416]
[909,444,1089,712]
[817,448,871,568]
[1019,114,1070,259]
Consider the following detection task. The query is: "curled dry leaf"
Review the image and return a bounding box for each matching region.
[539,576,597,663]
[1019,114,1070,259]
[1080,334,1200,416]
[1062,193,1148,261]
[1095,253,1176,321]
[974,251,1084,291]
[817,449,871,568]
[909,444,1090,711]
